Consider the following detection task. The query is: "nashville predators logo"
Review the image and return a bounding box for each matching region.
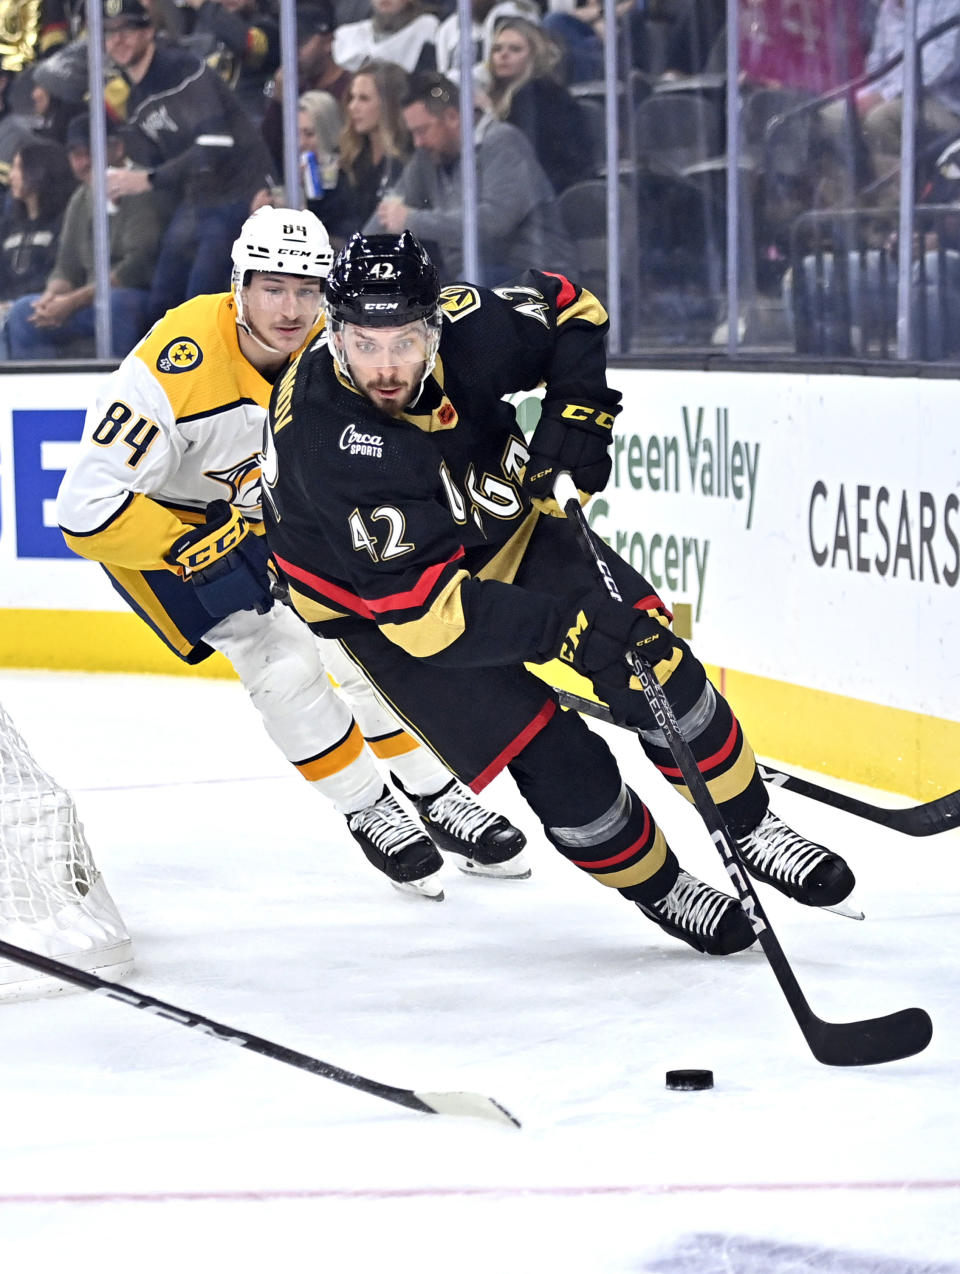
[558,610,589,665]
[157,337,203,374]
[207,455,263,513]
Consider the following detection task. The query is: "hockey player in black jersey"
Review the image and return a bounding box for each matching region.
[262,230,858,955]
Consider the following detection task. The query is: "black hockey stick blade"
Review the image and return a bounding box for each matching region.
[554,473,932,1068]
[802,1005,933,1067]
[0,938,520,1127]
[758,764,960,837]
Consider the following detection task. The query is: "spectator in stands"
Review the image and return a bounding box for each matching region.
[179,0,281,124]
[485,17,594,193]
[334,0,439,74]
[542,0,637,84]
[740,0,864,93]
[436,0,540,79]
[261,2,351,172]
[299,89,343,208]
[317,60,412,246]
[365,70,578,283]
[4,113,167,360]
[0,70,36,189]
[0,139,75,337]
[102,0,277,319]
[857,0,960,189]
[28,40,89,144]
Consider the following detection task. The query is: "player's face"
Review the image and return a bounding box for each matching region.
[341,322,429,416]
[242,273,323,355]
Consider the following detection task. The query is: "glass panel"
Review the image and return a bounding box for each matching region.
[3,2,958,366]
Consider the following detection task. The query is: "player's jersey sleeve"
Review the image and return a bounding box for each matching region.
[56,357,191,571]
[443,272,621,417]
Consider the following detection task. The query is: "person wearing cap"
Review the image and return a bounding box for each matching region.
[3,113,167,360]
[260,2,350,172]
[102,0,278,319]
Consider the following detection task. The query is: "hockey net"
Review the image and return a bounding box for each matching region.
[0,701,134,1001]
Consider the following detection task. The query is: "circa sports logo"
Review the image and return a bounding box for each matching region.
[157,338,203,374]
[340,423,383,458]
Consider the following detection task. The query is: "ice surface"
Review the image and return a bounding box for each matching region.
[0,669,957,1274]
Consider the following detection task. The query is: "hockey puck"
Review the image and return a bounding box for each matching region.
[665,1069,714,1091]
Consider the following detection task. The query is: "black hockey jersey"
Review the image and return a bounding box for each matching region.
[264,271,621,668]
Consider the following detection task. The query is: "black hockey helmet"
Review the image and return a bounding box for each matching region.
[324,231,440,328]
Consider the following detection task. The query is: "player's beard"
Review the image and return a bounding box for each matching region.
[361,365,424,417]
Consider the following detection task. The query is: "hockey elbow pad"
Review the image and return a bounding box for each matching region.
[523,403,614,501]
[166,500,274,619]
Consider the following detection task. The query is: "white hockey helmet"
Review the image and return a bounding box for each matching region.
[231,206,334,293]
[231,206,333,344]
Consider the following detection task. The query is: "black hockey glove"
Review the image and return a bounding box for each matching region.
[523,402,615,502]
[555,589,676,690]
[166,501,274,619]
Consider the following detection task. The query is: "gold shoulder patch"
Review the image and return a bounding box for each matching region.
[439,285,481,322]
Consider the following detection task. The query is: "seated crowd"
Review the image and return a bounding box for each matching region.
[0,0,953,360]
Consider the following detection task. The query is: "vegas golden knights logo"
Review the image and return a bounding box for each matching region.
[439,285,481,323]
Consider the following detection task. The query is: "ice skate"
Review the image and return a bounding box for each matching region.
[403,778,531,880]
[346,787,445,899]
[737,809,861,918]
[636,870,756,955]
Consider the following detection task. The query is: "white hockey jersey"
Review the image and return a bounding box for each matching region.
[57,292,323,573]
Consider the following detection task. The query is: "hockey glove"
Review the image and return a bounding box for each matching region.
[556,589,676,690]
[523,402,615,503]
[166,500,274,619]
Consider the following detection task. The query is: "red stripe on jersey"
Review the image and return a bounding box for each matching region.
[470,698,557,793]
[274,548,465,620]
[542,272,577,309]
[657,716,739,780]
[570,806,651,869]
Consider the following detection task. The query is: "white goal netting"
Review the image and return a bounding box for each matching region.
[0,701,134,1000]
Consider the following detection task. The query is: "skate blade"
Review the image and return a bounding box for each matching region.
[455,853,532,880]
[823,892,864,920]
[391,875,445,900]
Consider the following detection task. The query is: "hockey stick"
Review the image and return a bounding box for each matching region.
[757,764,960,838]
[0,937,519,1127]
[554,473,932,1067]
[553,690,960,838]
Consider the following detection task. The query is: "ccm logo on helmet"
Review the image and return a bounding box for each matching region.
[340,424,383,457]
[363,302,400,311]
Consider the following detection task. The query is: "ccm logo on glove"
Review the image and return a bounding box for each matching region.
[166,500,273,619]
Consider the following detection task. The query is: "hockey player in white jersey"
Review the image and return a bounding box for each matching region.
[56,206,528,900]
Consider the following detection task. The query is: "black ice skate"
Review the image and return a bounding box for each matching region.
[346,787,445,899]
[737,810,860,917]
[636,870,756,955]
[403,778,531,880]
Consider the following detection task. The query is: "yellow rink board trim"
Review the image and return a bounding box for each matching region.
[3,610,957,802]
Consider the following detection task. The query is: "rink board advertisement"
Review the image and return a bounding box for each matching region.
[1,366,957,796]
